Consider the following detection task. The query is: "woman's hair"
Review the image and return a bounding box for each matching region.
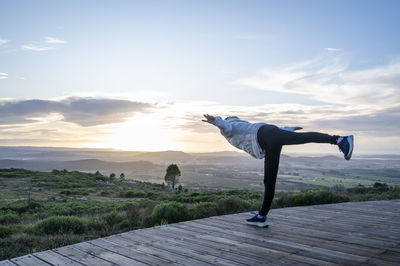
[224,116,239,120]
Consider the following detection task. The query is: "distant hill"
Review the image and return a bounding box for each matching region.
[131,150,191,163]
[0,146,399,189]
[0,159,160,173]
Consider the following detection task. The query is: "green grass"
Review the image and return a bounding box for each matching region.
[0,190,22,200]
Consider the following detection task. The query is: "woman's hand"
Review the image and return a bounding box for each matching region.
[202,114,215,124]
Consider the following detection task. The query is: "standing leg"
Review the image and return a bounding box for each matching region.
[259,145,282,216]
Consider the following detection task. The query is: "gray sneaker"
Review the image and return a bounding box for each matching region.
[246,214,269,227]
[338,135,354,160]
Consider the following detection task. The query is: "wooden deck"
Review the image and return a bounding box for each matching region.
[2,200,400,265]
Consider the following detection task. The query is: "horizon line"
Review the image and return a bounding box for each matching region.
[0,145,399,156]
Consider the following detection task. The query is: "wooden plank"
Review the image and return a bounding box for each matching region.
[261,209,386,232]
[105,234,209,266]
[186,219,369,265]
[218,214,399,250]
[199,216,385,257]
[33,250,83,265]
[10,255,51,266]
[187,223,343,266]
[158,224,339,266]
[365,258,400,266]
[53,245,114,266]
[89,238,173,266]
[0,260,17,266]
[134,227,268,266]
[271,203,400,221]
[121,229,242,266]
[373,250,400,263]
[72,241,148,266]
[173,222,340,265]
[217,212,399,248]
[212,214,344,241]
[323,205,400,217]
[270,211,368,228]
[157,227,282,265]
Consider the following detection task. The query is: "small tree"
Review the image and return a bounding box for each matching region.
[164,164,181,189]
[109,173,116,183]
[120,173,125,180]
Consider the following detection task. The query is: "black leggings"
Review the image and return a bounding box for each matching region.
[257,125,338,216]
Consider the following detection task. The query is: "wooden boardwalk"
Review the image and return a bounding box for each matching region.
[2,200,400,265]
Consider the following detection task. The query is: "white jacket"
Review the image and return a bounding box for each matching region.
[212,116,295,159]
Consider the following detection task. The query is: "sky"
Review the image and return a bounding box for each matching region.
[1,0,400,154]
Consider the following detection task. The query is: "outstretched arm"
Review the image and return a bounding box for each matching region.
[202,114,232,136]
[202,114,215,124]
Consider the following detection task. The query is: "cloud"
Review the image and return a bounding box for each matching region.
[0,39,10,52]
[0,73,8,79]
[0,39,9,46]
[21,44,56,51]
[21,36,66,51]
[44,37,66,44]
[166,97,400,144]
[0,97,155,127]
[233,53,400,108]
[325,48,342,52]
[314,106,400,137]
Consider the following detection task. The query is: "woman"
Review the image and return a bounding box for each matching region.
[202,114,353,227]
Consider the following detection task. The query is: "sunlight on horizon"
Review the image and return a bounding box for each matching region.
[101,113,186,151]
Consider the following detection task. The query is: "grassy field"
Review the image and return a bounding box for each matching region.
[0,168,399,260]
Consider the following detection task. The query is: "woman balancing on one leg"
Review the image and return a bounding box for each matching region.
[202,114,354,227]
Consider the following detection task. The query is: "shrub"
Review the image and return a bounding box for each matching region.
[292,191,315,206]
[216,197,249,215]
[33,216,88,234]
[117,219,131,229]
[0,200,43,215]
[292,190,348,206]
[318,190,348,204]
[272,192,294,208]
[348,184,368,194]
[121,191,149,198]
[0,233,39,260]
[151,202,190,225]
[126,204,142,227]
[373,182,389,192]
[0,213,20,225]
[154,219,168,226]
[0,225,13,237]
[330,184,345,193]
[192,202,218,219]
[125,200,156,228]
[103,210,124,226]
[60,189,88,196]
[40,200,123,216]
[88,216,108,233]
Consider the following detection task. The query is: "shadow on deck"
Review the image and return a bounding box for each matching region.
[2,200,400,265]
